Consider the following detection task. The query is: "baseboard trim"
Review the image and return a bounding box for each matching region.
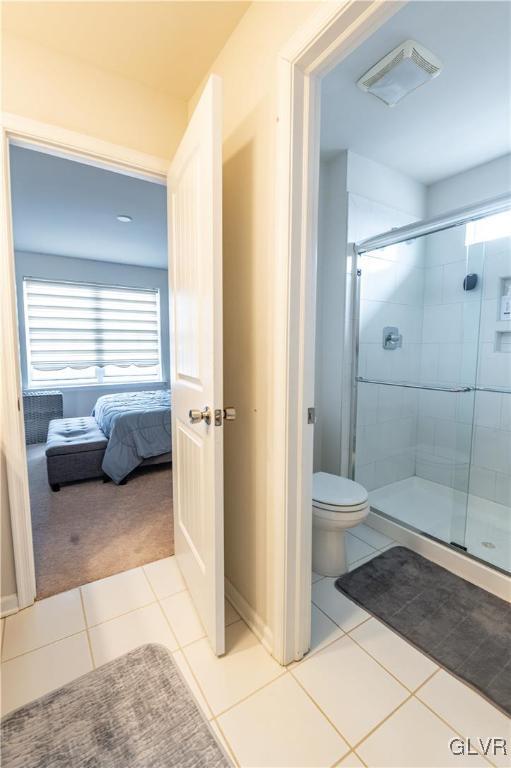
[367,511,510,602]
[0,593,19,618]
[224,578,274,656]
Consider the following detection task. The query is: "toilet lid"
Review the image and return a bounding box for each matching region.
[312,472,368,507]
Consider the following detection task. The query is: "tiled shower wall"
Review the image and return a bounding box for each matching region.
[415,224,481,491]
[352,196,425,492]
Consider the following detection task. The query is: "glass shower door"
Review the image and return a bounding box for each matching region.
[353,224,484,553]
[465,232,511,573]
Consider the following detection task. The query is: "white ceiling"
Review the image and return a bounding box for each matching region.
[10,145,168,269]
[320,1,511,184]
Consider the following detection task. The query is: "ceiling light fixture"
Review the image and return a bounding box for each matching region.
[357,40,442,107]
[117,214,133,223]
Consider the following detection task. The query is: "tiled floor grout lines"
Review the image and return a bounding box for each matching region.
[333,750,367,768]
[211,717,241,767]
[141,561,250,752]
[2,546,506,768]
[2,627,87,663]
[78,587,96,669]
[289,666,356,752]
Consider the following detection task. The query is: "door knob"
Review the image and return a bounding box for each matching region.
[189,406,211,425]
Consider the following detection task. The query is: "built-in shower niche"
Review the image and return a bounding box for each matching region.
[496,275,511,352]
[496,330,511,353]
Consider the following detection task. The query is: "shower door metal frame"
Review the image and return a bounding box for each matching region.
[348,192,511,565]
[347,245,362,481]
[356,192,511,254]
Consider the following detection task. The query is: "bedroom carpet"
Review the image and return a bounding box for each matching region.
[27,444,174,599]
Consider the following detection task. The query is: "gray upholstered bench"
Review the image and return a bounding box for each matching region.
[46,417,108,492]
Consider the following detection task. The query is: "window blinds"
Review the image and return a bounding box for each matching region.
[24,278,161,371]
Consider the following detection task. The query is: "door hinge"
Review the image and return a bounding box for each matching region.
[307,407,316,425]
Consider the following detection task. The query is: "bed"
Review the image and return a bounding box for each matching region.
[45,389,172,489]
[92,389,171,484]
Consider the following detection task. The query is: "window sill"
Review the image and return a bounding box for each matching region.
[24,381,169,393]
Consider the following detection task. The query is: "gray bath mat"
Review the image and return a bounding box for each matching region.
[1,644,231,768]
[335,546,511,715]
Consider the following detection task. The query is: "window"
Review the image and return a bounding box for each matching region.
[23,278,162,388]
[465,209,511,246]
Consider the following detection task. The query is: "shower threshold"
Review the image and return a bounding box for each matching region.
[368,476,511,575]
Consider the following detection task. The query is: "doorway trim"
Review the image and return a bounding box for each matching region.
[1,113,168,611]
[271,1,402,665]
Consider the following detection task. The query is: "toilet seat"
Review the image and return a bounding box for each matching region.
[313,499,368,517]
[312,472,368,512]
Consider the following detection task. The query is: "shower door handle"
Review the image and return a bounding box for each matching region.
[356,377,473,393]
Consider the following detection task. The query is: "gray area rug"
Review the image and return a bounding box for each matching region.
[335,546,511,715]
[27,443,174,599]
[1,644,231,768]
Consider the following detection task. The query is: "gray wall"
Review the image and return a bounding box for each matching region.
[15,251,170,417]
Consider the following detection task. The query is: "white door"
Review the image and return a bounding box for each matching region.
[168,75,225,655]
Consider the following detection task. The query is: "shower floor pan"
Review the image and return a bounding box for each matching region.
[369,476,511,574]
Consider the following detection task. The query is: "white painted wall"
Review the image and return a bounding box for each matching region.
[347,152,426,223]
[15,251,170,418]
[314,153,348,474]
[427,153,511,217]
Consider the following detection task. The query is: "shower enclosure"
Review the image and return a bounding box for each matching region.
[351,195,511,574]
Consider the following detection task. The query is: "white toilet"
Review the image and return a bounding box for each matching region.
[312,472,370,577]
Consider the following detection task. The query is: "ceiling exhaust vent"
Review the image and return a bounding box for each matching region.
[357,40,442,107]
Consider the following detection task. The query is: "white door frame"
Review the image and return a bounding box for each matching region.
[272,1,402,664]
[1,113,168,611]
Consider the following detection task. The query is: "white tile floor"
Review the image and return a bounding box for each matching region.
[1,528,509,767]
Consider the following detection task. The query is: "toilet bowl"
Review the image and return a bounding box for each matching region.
[312,472,370,577]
